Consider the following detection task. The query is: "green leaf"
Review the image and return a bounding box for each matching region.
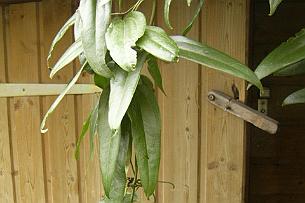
[105,11,146,72]
[49,38,83,78]
[146,56,165,93]
[40,62,87,133]
[94,74,110,89]
[255,28,305,80]
[269,0,284,16]
[108,52,148,130]
[89,103,99,159]
[137,26,179,63]
[283,88,305,106]
[135,81,161,196]
[98,87,121,197]
[48,12,76,69]
[274,59,305,76]
[74,10,86,65]
[75,111,91,160]
[182,0,204,36]
[127,100,149,195]
[172,36,263,91]
[164,0,173,29]
[107,117,131,202]
[79,0,112,77]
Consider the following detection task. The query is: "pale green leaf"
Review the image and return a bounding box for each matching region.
[89,103,99,158]
[48,12,76,69]
[98,87,121,197]
[283,88,305,106]
[105,11,146,72]
[49,38,83,78]
[146,55,165,93]
[135,80,161,196]
[137,26,179,62]
[274,59,305,76]
[79,0,112,77]
[172,36,263,91]
[75,111,91,160]
[182,0,204,36]
[74,10,86,65]
[269,0,284,16]
[40,62,87,133]
[164,0,173,29]
[108,52,148,130]
[255,28,305,80]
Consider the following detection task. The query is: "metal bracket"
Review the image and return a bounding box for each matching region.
[207,90,278,134]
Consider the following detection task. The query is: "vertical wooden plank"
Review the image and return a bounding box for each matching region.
[39,0,79,202]
[200,0,249,202]
[5,3,45,203]
[157,1,200,203]
[0,6,15,203]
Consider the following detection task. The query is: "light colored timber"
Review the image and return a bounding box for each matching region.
[0,83,101,97]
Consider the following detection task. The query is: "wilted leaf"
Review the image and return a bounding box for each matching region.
[105,11,146,72]
[48,12,76,69]
[40,62,87,133]
[255,28,305,80]
[79,0,112,77]
[269,0,284,16]
[108,52,148,130]
[49,38,83,78]
[137,26,179,63]
[283,88,305,106]
[98,87,121,197]
[172,35,263,90]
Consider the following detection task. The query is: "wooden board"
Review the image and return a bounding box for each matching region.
[157,1,200,202]
[200,0,249,202]
[38,0,79,202]
[5,3,45,202]
[0,6,15,203]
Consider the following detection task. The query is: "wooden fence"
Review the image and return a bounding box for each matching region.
[0,0,249,202]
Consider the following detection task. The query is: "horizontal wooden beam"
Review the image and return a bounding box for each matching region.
[0,83,101,97]
[0,0,41,4]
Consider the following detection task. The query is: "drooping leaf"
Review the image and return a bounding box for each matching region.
[79,0,112,77]
[89,103,99,158]
[172,36,263,91]
[182,0,205,36]
[137,26,179,63]
[255,28,305,80]
[164,0,173,29]
[105,11,146,72]
[283,88,305,106]
[146,56,165,93]
[140,75,154,90]
[108,52,148,130]
[48,12,76,69]
[106,117,131,202]
[49,38,83,78]
[40,62,87,133]
[269,0,284,16]
[135,80,161,196]
[74,10,86,65]
[274,59,305,76]
[75,111,92,160]
[98,87,121,197]
[127,100,149,195]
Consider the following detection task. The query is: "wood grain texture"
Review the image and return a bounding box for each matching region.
[0,6,14,203]
[5,3,45,202]
[38,0,79,202]
[157,1,200,202]
[200,0,248,202]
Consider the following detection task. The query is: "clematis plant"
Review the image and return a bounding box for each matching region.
[40,0,262,202]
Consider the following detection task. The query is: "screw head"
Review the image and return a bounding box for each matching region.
[208,94,215,101]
